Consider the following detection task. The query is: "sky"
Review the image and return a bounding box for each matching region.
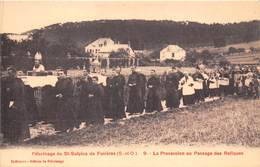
[0,1,260,34]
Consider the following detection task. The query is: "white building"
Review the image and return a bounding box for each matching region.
[84,38,137,68]
[85,38,135,58]
[160,45,186,62]
[85,38,114,56]
[7,33,32,42]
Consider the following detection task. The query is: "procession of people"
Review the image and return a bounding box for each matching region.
[1,61,260,143]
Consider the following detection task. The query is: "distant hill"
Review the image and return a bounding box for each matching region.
[26,20,260,49]
[1,19,260,69]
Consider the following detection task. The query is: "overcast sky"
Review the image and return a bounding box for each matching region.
[1,1,260,34]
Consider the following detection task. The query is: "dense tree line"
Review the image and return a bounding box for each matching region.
[1,20,259,70]
[38,20,259,49]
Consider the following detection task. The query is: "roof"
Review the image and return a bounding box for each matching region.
[161,45,185,53]
[85,38,114,48]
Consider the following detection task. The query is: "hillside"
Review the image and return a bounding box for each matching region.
[2,20,260,69]
[193,40,260,65]
[29,20,260,50]
[25,97,260,147]
[225,52,260,65]
[195,40,260,54]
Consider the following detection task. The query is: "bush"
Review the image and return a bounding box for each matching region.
[228,47,237,54]
[219,58,230,67]
[237,48,245,53]
[164,59,184,67]
[250,47,256,52]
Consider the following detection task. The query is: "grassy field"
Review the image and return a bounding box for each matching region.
[25,97,260,147]
[195,40,260,54]
[225,52,260,65]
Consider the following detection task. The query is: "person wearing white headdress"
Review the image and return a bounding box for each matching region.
[33,52,45,72]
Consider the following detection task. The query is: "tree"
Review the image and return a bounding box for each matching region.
[228,47,237,54]
[109,49,130,67]
[213,37,226,47]
[237,48,245,53]
[184,51,198,65]
[219,58,230,67]
[109,48,129,58]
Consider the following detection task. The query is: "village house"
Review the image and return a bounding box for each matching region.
[85,38,137,68]
[160,45,186,62]
[85,38,115,56]
[6,33,32,42]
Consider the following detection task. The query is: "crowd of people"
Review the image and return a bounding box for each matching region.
[1,64,260,143]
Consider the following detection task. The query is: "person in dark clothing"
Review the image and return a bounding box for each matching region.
[126,67,144,114]
[76,70,92,127]
[41,85,56,124]
[251,74,259,99]
[24,85,39,125]
[84,76,105,125]
[208,72,219,98]
[160,71,168,100]
[176,69,185,101]
[136,68,147,113]
[192,70,205,103]
[1,67,30,143]
[106,68,126,121]
[232,66,242,96]
[219,68,230,97]
[104,75,114,118]
[54,69,76,132]
[165,67,181,109]
[226,66,234,95]
[145,69,162,113]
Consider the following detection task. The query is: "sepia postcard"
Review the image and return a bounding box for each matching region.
[0,0,260,167]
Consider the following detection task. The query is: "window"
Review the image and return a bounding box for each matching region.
[172,53,175,58]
